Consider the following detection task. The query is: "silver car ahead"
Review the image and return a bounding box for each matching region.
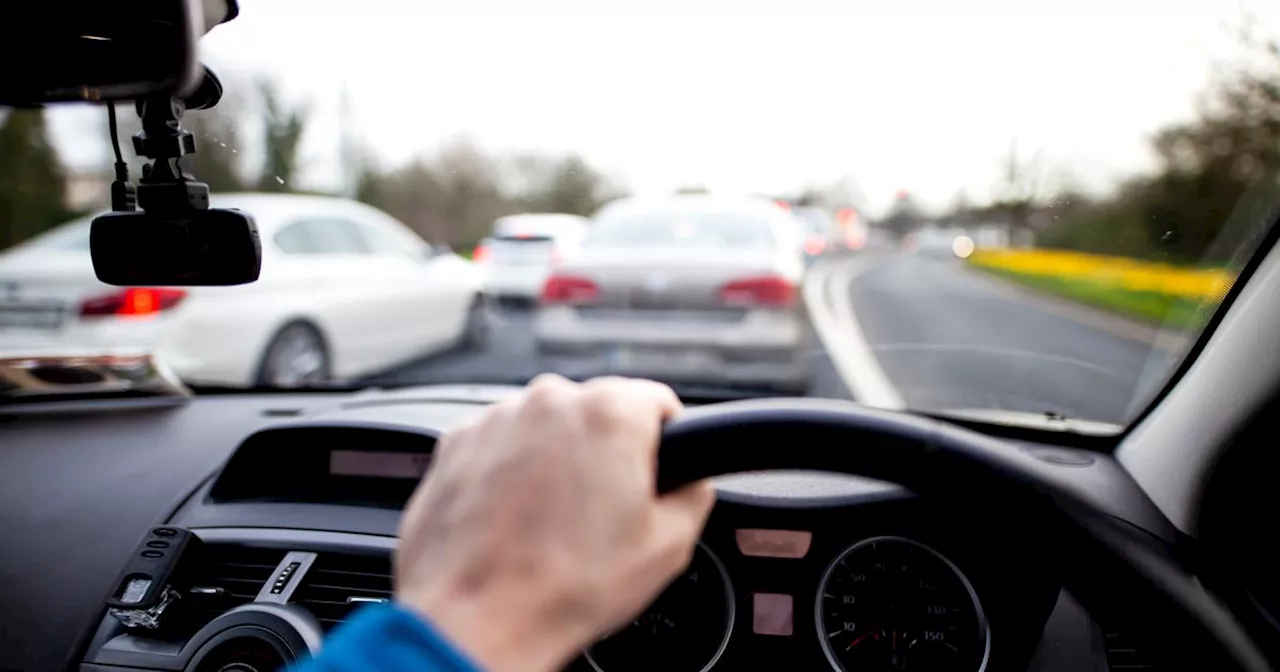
[533,195,809,394]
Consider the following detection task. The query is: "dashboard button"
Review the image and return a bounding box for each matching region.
[145,540,170,549]
[152,528,178,537]
[140,550,164,559]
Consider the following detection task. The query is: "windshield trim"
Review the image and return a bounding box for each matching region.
[1119,207,1280,441]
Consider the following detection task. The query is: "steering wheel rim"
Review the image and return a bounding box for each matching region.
[657,399,1271,672]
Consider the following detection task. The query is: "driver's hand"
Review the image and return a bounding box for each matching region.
[395,374,716,672]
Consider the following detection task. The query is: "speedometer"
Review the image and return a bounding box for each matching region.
[816,536,990,672]
[585,542,734,672]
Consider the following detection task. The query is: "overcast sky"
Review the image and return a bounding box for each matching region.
[47,0,1280,216]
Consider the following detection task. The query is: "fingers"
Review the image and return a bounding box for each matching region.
[584,375,683,422]
[651,480,716,572]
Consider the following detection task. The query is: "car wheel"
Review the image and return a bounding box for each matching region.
[257,322,330,388]
[462,297,491,351]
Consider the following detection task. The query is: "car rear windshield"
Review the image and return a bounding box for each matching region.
[794,208,833,234]
[20,218,92,251]
[585,212,776,248]
[492,217,580,241]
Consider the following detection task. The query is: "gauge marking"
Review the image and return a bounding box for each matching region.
[585,541,735,672]
[814,536,991,672]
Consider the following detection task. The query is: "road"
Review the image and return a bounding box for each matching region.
[371,253,1177,426]
[369,310,854,401]
[842,253,1176,425]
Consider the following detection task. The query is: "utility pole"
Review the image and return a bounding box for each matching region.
[337,81,360,198]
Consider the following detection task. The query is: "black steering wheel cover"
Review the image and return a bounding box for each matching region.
[657,399,1271,672]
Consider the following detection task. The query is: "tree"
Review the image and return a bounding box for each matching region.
[355,139,626,248]
[797,175,868,213]
[1139,35,1280,260]
[941,190,974,227]
[991,141,1050,235]
[879,190,926,237]
[0,109,71,249]
[358,159,451,242]
[356,139,508,247]
[1036,29,1280,262]
[256,78,308,192]
[506,153,624,216]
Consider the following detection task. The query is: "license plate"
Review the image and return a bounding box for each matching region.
[607,346,709,372]
[0,303,65,329]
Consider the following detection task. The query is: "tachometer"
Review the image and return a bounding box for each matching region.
[816,536,989,672]
[585,542,734,672]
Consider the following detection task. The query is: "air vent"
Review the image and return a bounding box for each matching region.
[1103,629,1159,671]
[183,544,286,623]
[291,551,393,629]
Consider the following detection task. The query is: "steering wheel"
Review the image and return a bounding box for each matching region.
[657,399,1271,672]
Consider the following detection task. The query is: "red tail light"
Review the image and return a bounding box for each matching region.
[540,274,599,305]
[472,244,491,263]
[804,234,826,256]
[80,288,187,317]
[719,275,796,308]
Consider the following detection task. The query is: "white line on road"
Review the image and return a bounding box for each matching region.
[803,257,906,410]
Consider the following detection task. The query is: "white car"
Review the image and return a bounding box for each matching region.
[475,213,590,306]
[0,193,487,387]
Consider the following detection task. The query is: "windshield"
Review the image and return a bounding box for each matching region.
[2,4,1279,433]
[585,212,777,249]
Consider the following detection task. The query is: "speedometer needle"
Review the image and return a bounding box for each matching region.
[846,630,874,651]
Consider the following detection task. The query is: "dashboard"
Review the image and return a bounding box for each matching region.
[0,384,1170,672]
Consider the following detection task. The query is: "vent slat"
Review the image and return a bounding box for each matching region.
[174,544,285,635]
[292,552,393,631]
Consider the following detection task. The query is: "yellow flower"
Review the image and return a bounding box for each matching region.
[967,249,1234,301]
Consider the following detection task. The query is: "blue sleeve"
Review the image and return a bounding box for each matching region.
[288,602,484,672]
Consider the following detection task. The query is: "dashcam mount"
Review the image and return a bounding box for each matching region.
[127,66,225,214]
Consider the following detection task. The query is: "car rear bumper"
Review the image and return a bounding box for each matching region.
[482,265,550,299]
[532,306,808,392]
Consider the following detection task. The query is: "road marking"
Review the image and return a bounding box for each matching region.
[803,257,906,409]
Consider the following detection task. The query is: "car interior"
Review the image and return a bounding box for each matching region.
[5,3,1280,672]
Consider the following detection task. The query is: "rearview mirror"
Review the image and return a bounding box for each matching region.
[0,0,234,106]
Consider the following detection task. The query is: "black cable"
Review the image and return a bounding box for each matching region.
[107,102,126,173]
[106,102,136,211]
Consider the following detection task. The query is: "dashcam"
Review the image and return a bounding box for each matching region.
[91,208,262,286]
